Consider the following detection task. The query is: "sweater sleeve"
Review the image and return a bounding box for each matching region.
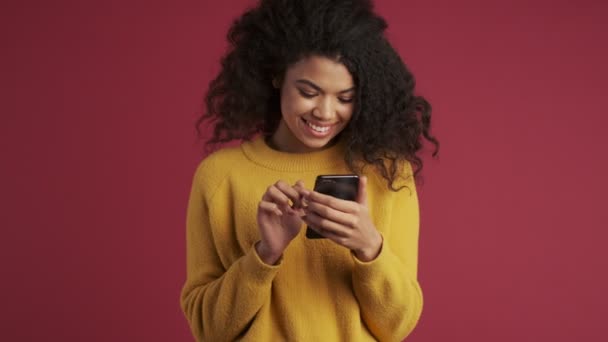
[179,162,281,341]
[351,163,424,341]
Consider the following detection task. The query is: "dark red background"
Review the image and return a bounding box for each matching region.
[2,0,607,341]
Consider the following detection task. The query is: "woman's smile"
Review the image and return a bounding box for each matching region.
[301,117,337,137]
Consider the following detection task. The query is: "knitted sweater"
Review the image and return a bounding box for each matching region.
[180,136,423,341]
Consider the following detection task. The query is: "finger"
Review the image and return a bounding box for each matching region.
[356,176,368,206]
[258,200,283,216]
[302,211,351,238]
[263,184,291,206]
[303,220,352,248]
[306,201,357,228]
[293,180,312,209]
[294,180,311,198]
[278,202,300,216]
[306,190,358,213]
[275,180,304,207]
[317,229,352,249]
[303,217,328,237]
[305,221,323,235]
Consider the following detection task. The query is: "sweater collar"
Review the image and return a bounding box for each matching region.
[240,136,347,172]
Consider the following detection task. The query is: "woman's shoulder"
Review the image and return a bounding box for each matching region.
[362,158,417,196]
[191,143,248,188]
[201,144,246,169]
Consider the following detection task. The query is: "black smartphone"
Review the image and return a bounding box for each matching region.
[306,174,359,239]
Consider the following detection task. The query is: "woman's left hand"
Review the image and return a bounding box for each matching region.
[301,176,383,262]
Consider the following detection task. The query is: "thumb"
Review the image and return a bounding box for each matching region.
[356,176,368,206]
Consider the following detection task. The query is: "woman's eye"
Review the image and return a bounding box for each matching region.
[339,98,354,103]
[299,90,316,98]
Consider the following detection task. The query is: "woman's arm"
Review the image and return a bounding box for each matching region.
[351,163,423,341]
[179,164,280,341]
[301,163,423,341]
[351,237,423,340]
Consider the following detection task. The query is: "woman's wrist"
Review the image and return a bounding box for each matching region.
[255,241,282,265]
[353,232,383,262]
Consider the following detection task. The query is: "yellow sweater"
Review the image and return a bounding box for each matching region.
[180,137,423,341]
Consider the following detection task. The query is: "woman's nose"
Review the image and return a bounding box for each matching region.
[312,98,334,121]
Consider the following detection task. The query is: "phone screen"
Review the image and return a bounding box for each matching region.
[306,174,359,239]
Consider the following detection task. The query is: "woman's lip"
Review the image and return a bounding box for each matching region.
[302,118,336,127]
[301,118,334,137]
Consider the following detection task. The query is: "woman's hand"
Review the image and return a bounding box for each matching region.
[301,176,383,262]
[256,180,307,265]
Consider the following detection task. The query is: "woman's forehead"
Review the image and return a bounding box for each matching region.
[285,55,354,91]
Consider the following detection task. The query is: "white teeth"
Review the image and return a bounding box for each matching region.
[306,121,330,133]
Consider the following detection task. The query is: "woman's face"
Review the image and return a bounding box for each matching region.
[271,55,355,153]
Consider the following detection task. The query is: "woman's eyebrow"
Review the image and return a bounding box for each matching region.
[295,79,355,93]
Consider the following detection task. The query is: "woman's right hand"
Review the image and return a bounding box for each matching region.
[256,180,307,265]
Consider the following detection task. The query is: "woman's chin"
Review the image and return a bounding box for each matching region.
[295,135,337,152]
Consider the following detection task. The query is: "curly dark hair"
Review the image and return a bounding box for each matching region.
[196,0,439,190]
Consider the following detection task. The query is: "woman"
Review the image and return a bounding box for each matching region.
[180,0,439,340]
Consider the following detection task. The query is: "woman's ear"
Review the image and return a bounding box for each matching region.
[272,78,281,89]
[272,73,285,89]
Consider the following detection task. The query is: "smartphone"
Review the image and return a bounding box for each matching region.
[306,174,359,239]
